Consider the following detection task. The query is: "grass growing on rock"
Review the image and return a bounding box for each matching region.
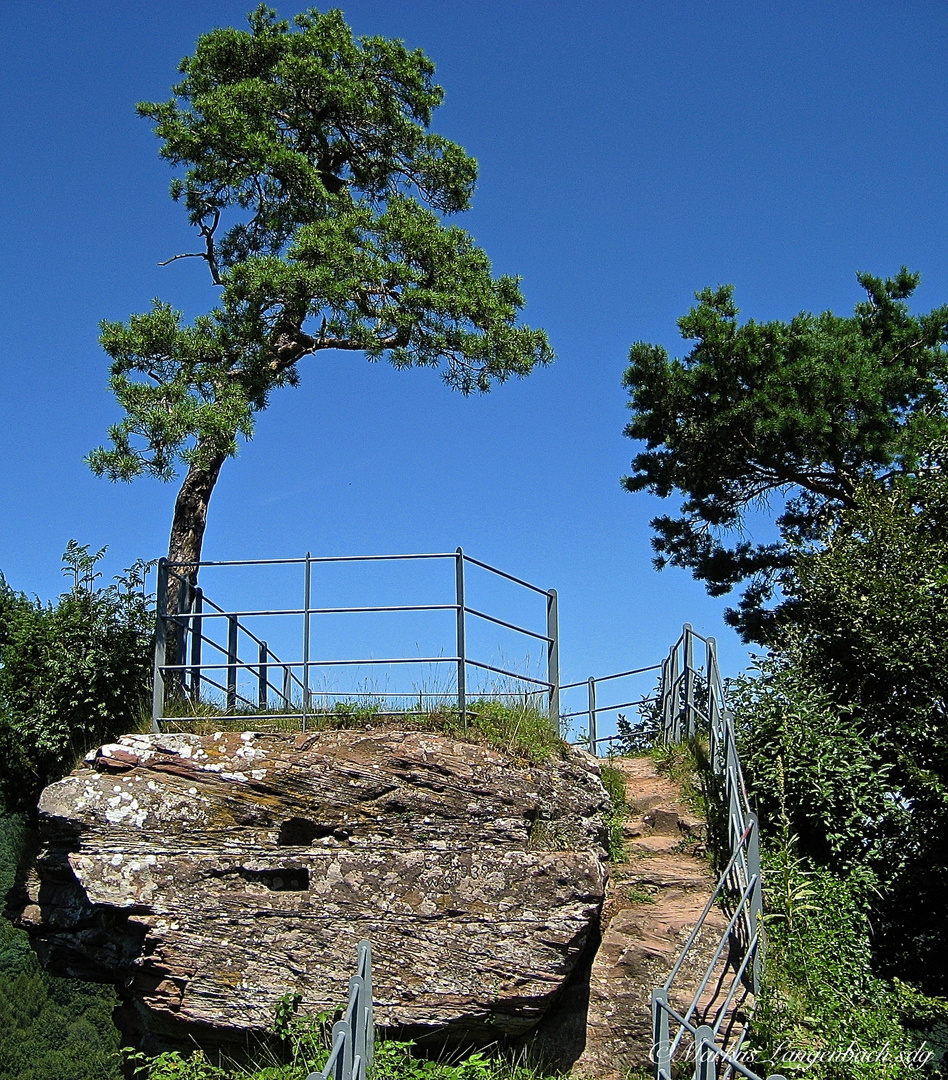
[598,763,627,861]
[156,696,567,763]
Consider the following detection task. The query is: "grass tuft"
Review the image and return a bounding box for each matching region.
[150,695,567,763]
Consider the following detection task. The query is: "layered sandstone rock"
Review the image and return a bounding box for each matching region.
[10,730,609,1055]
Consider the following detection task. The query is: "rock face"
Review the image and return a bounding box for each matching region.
[10,730,609,1055]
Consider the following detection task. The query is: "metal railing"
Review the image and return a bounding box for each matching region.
[649,625,782,1080]
[151,550,558,732]
[561,664,661,756]
[307,940,374,1080]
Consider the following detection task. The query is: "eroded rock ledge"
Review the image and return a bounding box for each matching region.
[10,730,609,1055]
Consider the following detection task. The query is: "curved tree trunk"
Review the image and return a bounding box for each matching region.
[164,449,229,685]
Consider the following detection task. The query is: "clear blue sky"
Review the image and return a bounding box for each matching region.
[2,1,947,726]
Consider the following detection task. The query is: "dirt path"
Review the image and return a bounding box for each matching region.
[573,754,740,1079]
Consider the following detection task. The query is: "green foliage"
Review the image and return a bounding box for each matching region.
[750,864,923,1080]
[739,473,948,993]
[125,1048,229,1080]
[622,269,948,640]
[599,763,627,860]
[88,5,552,577]
[0,815,122,1080]
[733,468,948,1068]
[732,654,896,872]
[0,543,152,814]
[125,1020,557,1080]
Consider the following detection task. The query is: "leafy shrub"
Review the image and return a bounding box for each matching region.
[750,863,920,1080]
[0,542,152,814]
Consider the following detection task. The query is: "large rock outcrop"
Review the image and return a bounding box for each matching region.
[10,730,609,1056]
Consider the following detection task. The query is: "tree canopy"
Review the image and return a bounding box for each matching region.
[87,5,551,606]
[622,269,948,639]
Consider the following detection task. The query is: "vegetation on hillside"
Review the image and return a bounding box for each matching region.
[731,472,948,1075]
[0,813,122,1080]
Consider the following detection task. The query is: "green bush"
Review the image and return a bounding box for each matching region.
[750,861,920,1080]
[0,542,152,814]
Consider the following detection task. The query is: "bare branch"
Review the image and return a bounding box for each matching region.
[158,252,208,268]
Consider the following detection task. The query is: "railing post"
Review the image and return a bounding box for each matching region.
[587,676,597,756]
[683,623,695,737]
[456,548,467,730]
[358,939,374,1073]
[226,614,239,713]
[333,1019,353,1080]
[175,586,189,696]
[189,587,203,704]
[747,811,763,994]
[651,988,671,1080]
[707,636,719,766]
[258,641,269,711]
[302,551,312,730]
[547,588,560,730]
[151,558,168,733]
[665,646,680,741]
[695,1024,716,1080]
[348,974,366,1080]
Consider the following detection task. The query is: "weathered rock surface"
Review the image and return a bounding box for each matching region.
[9,730,609,1055]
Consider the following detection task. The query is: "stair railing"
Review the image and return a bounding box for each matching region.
[651,626,782,1080]
[307,940,374,1080]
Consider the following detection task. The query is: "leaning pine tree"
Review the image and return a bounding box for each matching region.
[88,5,552,620]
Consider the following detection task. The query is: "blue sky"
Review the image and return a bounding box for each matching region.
[3,1,948,728]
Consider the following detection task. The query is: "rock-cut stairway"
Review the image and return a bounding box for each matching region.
[574,753,750,1079]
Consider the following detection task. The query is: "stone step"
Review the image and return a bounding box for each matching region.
[573,753,751,1080]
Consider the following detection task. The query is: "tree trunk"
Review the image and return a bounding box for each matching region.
[164,449,229,687]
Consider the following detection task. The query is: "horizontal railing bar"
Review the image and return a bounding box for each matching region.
[160,713,306,724]
[164,657,459,671]
[168,603,458,620]
[560,695,655,720]
[464,659,553,688]
[303,690,459,699]
[463,606,552,642]
[167,553,459,569]
[560,664,662,690]
[459,553,550,596]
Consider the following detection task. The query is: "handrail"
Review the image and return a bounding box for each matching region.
[306,940,374,1080]
[650,625,778,1080]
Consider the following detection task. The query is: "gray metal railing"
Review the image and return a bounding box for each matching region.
[561,664,661,756]
[307,940,374,1080]
[151,550,558,732]
[650,625,782,1080]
